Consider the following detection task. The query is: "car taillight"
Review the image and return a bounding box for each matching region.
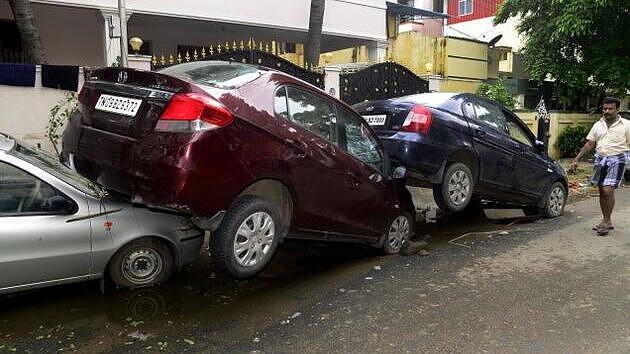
[156,93,234,132]
[400,104,432,135]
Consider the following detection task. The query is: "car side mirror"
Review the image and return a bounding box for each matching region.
[392,166,407,179]
[534,140,547,154]
[42,195,76,214]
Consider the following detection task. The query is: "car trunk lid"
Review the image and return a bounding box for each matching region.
[353,99,416,135]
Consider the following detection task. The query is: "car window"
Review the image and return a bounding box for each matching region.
[274,87,289,120]
[286,86,337,144]
[507,119,533,147]
[338,108,384,172]
[473,101,508,133]
[0,162,71,215]
[11,143,102,197]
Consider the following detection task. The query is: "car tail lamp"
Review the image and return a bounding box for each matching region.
[156,93,234,132]
[400,104,432,135]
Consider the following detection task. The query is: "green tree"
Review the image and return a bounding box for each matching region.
[476,80,516,110]
[495,0,629,97]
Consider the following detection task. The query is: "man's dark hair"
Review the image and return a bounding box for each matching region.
[602,96,620,108]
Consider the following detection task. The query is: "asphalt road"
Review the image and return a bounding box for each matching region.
[1,188,629,353]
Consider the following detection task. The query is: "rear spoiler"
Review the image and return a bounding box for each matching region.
[87,67,193,93]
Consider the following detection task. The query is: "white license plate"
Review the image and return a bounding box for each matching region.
[363,114,387,126]
[95,94,142,117]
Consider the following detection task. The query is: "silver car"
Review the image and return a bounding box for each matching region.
[0,133,203,295]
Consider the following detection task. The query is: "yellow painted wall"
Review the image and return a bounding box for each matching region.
[387,31,446,77]
[387,33,488,93]
[439,79,481,93]
[319,46,369,65]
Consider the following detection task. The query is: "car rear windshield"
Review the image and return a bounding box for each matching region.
[394,93,463,115]
[158,61,265,89]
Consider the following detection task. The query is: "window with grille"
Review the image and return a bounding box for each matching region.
[458,0,473,16]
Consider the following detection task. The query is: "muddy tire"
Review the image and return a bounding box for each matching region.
[109,239,174,289]
[212,196,282,279]
[382,214,413,255]
[433,162,474,213]
[540,182,567,218]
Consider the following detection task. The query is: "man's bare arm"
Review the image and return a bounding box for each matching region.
[570,140,596,172]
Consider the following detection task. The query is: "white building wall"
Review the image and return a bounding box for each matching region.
[31,0,387,41]
[446,16,522,50]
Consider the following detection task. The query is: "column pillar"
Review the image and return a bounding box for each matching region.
[99,9,132,66]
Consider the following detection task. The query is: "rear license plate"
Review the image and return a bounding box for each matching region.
[363,114,387,126]
[95,94,142,117]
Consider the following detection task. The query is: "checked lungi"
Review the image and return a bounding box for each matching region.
[591,152,628,188]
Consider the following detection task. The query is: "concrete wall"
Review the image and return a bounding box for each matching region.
[30,0,387,42]
[0,67,83,153]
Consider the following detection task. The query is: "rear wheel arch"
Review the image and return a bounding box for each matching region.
[447,149,479,183]
[236,178,294,234]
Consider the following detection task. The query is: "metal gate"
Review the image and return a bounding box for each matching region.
[151,43,324,89]
[339,62,429,105]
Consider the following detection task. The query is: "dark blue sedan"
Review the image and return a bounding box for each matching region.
[353,93,568,217]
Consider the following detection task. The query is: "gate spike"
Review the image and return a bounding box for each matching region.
[193,49,198,61]
[160,54,166,66]
[265,43,270,52]
[185,50,191,62]
[209,45,214,56]
[232,41,237,50]
[252,39,256,50]
[151,55,157,67]
[217,44,222,54]
[259,42,263,51]
[201,47,206,58]
[169,53,174,64]
[225,42,229,51]
[239,40,245,50]
[177,53,182,63]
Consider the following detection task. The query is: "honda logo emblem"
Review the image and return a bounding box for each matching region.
[117,71,128,84]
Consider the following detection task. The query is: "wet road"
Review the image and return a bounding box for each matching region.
[1,189,629,353]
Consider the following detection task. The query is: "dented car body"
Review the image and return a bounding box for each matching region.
[61,61,415,278]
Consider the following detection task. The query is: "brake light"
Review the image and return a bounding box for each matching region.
[400,104,432,134]
[156,93,234,132]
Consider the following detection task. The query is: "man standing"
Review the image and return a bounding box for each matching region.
[570,97,630,235]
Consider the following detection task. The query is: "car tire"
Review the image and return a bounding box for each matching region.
[433,162,474,213]
[539,181,567,218]
[109,238,174,289]
[211,196,282,279]
[382,214,412,255]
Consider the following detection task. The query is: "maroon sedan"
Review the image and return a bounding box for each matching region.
[62,61,415,278]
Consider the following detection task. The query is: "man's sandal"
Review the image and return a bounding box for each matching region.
[592,224,614,231]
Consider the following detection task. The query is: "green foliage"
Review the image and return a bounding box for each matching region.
[476,80,516,110]
[557,125,589,158]
[46,92,77,156]
[495,0,630,98]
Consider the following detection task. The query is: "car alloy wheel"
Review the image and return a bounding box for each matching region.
[233,211,275,267]
[547,184,565,217]
[122,248,164,285]
[383,215,411,254]
[447,170,471,207]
